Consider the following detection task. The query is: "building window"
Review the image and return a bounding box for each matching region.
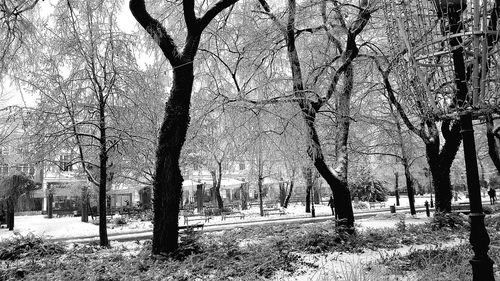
[0,164,8,176]
[17,164,34,175]
[239,162,246,171]
[60,155,73,171]
[113,194,132,207]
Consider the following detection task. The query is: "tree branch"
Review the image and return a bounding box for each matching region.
[198,0,239,31]
[129,0,182,65]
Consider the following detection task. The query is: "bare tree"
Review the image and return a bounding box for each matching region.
[256,0,376,229]
[129,0,239,254]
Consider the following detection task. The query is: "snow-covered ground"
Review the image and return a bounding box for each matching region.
[0,192,487,241]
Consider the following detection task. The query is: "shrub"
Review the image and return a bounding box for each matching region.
[349,171,388,202]
[430,212,468,230]
[0,233,66,260]
[113,216,127,225]
[353,202,369,209]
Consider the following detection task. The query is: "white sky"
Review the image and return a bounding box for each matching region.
[1,0,139,108]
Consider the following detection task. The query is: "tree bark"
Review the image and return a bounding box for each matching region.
[98,92,109,247]
[304,166,312,213]
[153,65,193,254]
[7,198,14,231]
[403,163,416,215]
[258,176,264,216]
[279,180,286,207]
[486,114,500,174]
[81,186,88,223]
[283,180,294,208]
[130,0,238,255]
[425,121,462,213]
[240,183,248,210]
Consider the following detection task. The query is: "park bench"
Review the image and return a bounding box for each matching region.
[184,214,212,225]
[221,211,245,221]
[179,223,204,231]
[369,202,386,209]
[451,204,470,214]
[263,208,286,216]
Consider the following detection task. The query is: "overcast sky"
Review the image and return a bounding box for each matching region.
[1,0,139,108]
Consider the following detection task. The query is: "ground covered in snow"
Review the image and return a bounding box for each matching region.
[1,195,498,280]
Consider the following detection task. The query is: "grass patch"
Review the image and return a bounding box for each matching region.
[0,215,484,280]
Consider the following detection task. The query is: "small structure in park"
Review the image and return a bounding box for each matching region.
[0,174,38,230]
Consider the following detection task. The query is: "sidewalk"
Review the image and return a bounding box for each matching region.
[2,198,491,244]
[60,205,430,244]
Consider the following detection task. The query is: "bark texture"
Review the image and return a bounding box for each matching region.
[130,0,238,254]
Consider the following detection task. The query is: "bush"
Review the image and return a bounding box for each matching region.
[113,216,127,225]
[0,233,66,260]
[349,171,388,202]
[430,212,468,230]
[353,202,369,209]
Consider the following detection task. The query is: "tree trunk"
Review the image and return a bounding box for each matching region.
[210,167,224,209]
[283,180,294,208]
[313,173,320,204]
[305,186,311,213]
[7,198,14,231]
[152,65,193,254]
[403,163,416,215]
[258,176,264,216]
[98,100,109,247]
[395,172,400,206]
[303,166,313,213]
[81,186,88,223]
[486,114,500,173]
[216,164,223,209]
[240,183,248,210]
[426,121,462,213]
[47,192,53,219]
[279,181,286,207]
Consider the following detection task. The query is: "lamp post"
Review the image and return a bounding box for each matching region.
[423,167,434,208]
[394,172,400,206]
[434,0,494,279]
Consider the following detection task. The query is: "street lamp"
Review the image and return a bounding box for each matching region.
[423,167,433,208]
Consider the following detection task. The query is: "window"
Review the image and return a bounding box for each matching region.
[114,194,132,207]
[60,155,73,171]
[17,164,34,175]
[0,164,8,176]
[239,162,246,171]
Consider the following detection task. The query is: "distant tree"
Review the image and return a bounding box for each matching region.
[256,0,376,230]
[23,0,139,247]
[0,173,37,230]
[349,169,388,203]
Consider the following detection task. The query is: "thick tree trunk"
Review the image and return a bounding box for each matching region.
[283,180,294,208]
[153,65,193,254]
[305,116,354,228]
[426,121,462,213]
